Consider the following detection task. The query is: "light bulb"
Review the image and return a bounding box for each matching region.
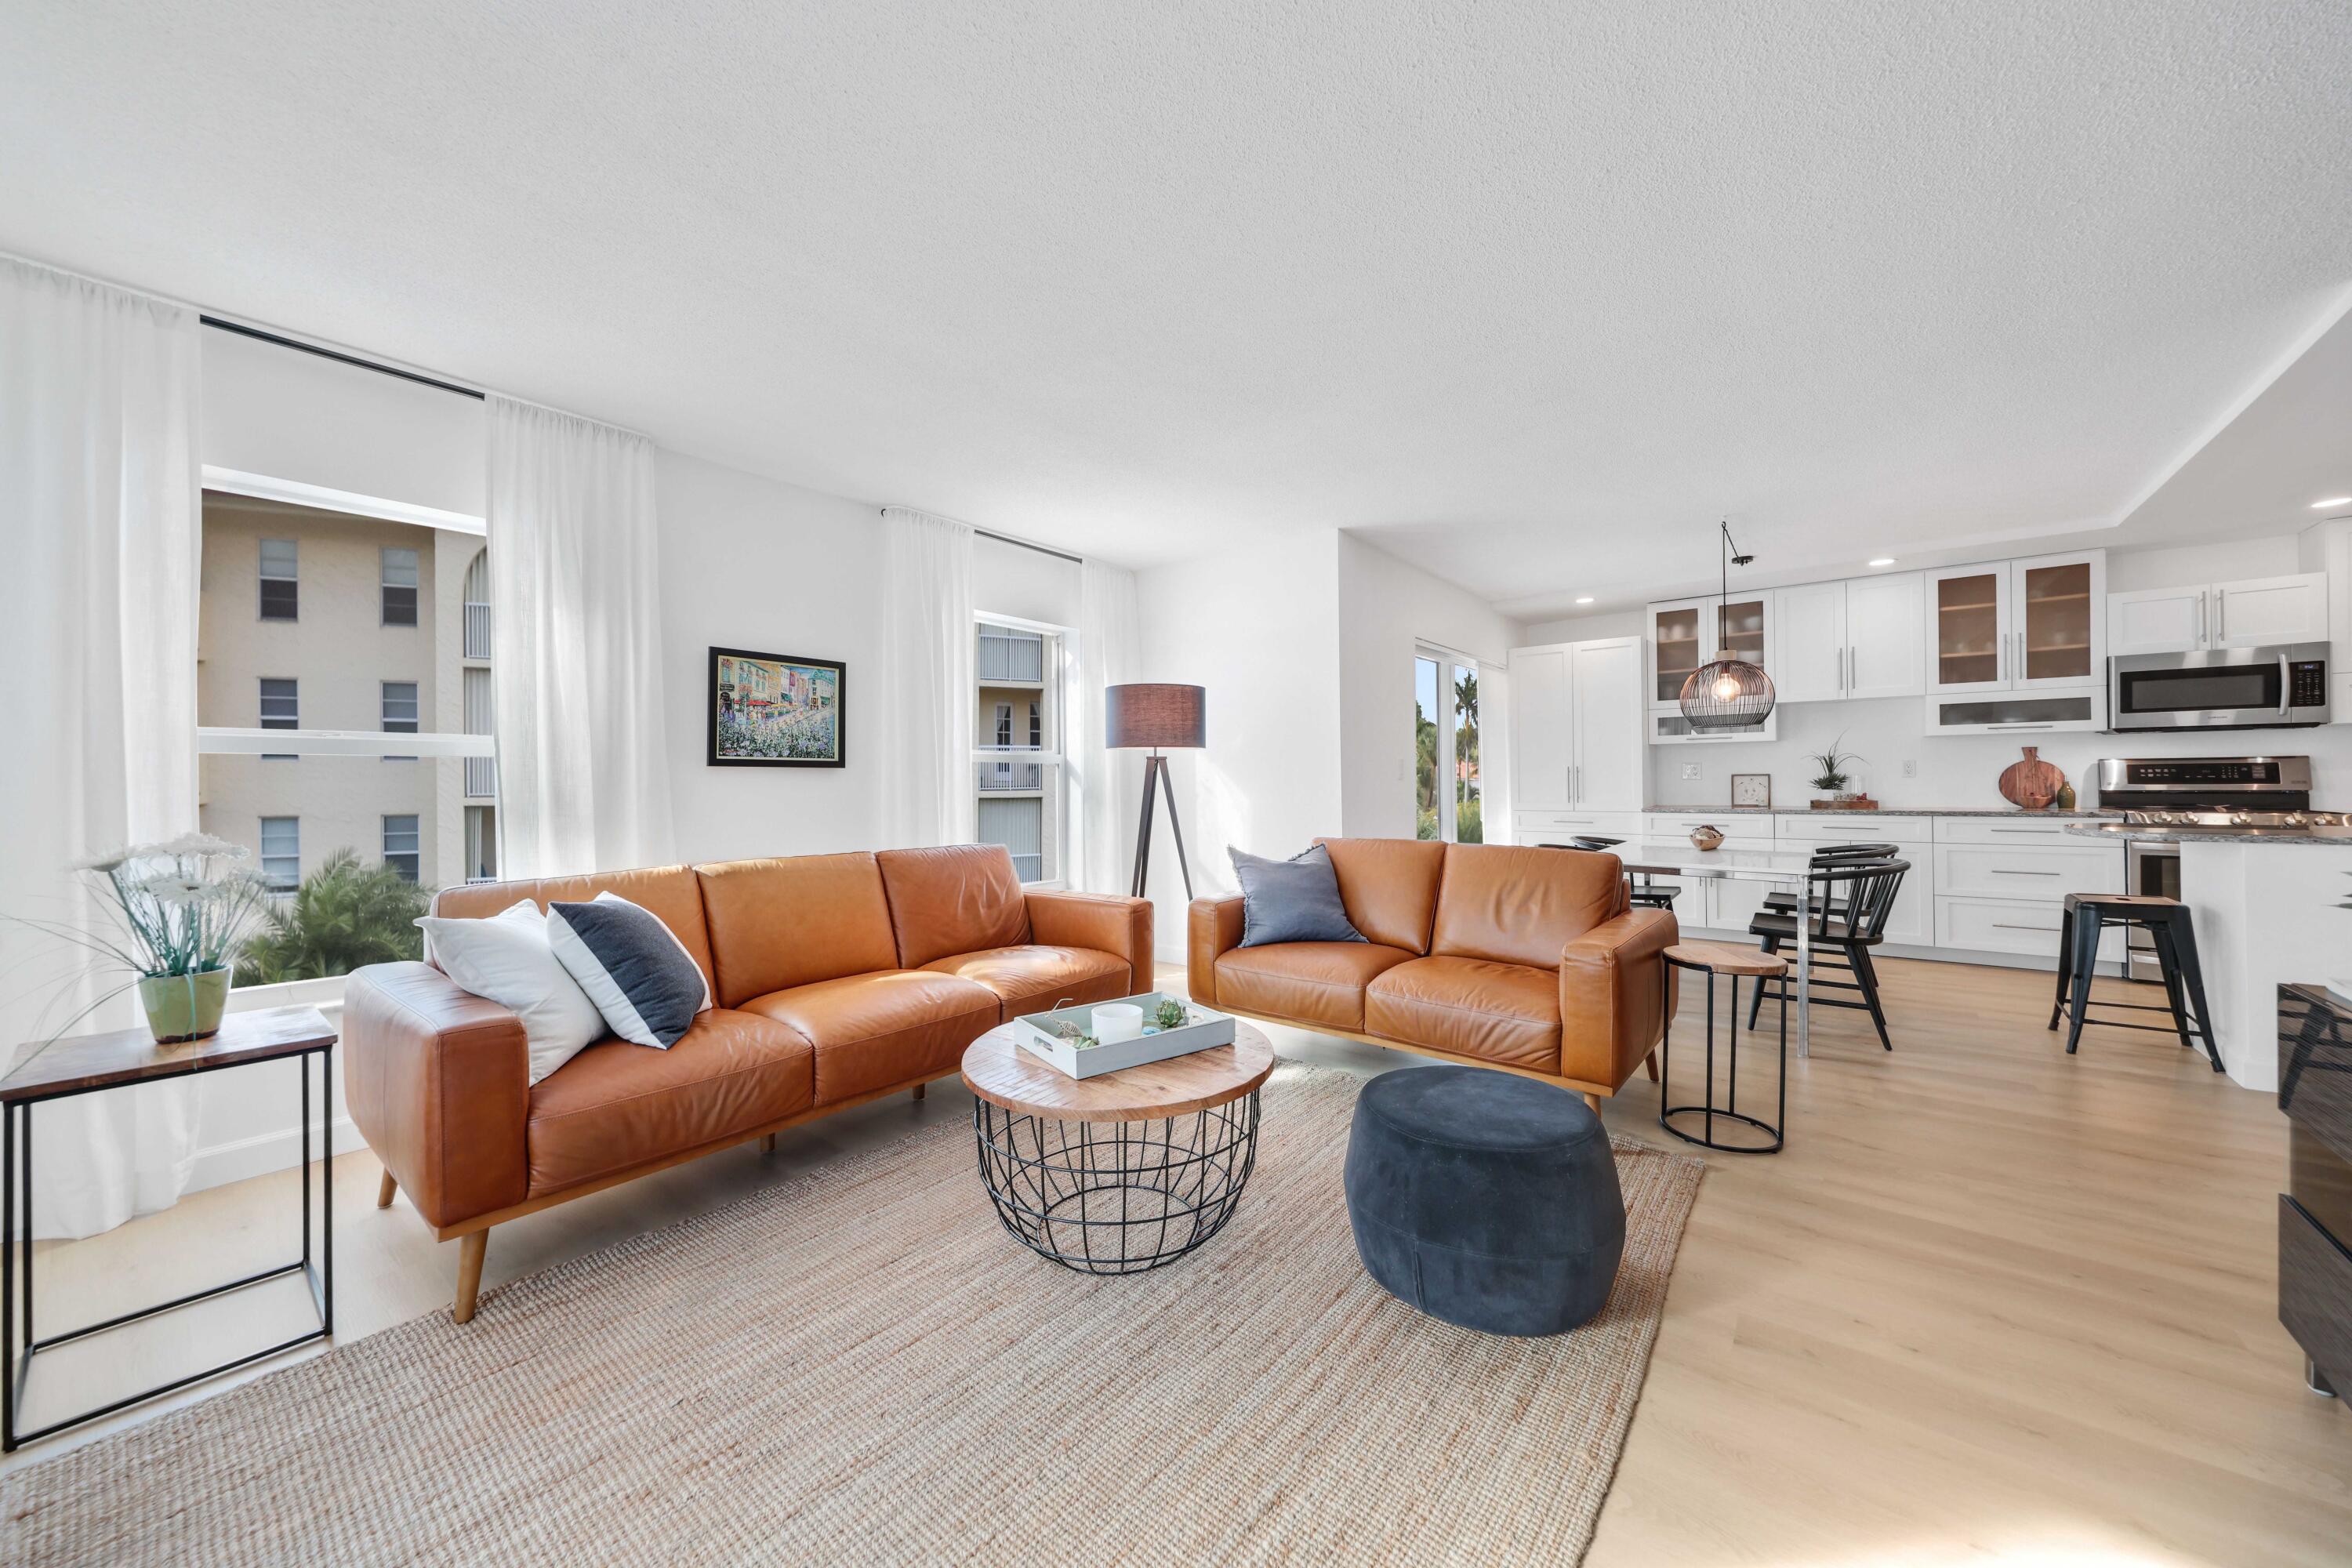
[1713,673,1740,700]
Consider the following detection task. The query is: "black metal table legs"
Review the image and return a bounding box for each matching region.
[2,1044,334,1452]
[1658,958,1788,1154]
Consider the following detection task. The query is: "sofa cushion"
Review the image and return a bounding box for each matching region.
[1365,956,1562,1073]
[920,946,1130,1018]
[1318,837,1446,954]
[1231,843,1366,947]
[525,1008,815,1195]
[695,853,902,1007]
[432,865,718,996]
[742,968,1000,1105]
[874,844,1031,969]
[1429,844,1623,970]
[1214,942,1414,1032]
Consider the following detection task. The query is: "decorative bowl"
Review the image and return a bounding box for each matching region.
[1689,825,1725,851]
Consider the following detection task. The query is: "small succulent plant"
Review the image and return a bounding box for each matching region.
[1153,998,1191,1030]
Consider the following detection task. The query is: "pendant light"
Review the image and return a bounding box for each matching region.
[1679,520,1776,731]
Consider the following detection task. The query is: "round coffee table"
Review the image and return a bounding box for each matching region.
[961,1019,1276,1274]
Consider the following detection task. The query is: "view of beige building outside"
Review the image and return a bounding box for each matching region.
[975,620,1059,884]
[198,494,496,894]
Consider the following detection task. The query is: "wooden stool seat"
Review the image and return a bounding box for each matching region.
[1664,940,1788,978]
[2063,891,2182,913]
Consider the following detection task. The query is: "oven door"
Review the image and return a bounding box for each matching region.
[2109,644,2329,730]
[2125,840,2180,982]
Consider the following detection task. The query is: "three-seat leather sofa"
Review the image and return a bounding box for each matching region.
[343,844,1149,1323]
[1189,838,1675,1108]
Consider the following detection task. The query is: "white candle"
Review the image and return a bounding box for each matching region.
[1093,1003,1144,1044]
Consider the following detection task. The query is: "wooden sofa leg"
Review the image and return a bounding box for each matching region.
[453,1230,488,1325]
[1582,1091,1603,1113]
[1643,1051,1660,1083]
[376,1170,397,1209]
[913,1081,926,1101]
[760,1132,777,1154]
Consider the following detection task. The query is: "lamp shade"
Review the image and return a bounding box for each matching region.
[1678,658,1776,731]
[1106,683,1206,749]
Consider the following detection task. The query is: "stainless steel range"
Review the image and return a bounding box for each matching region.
[2093,756,2350,978]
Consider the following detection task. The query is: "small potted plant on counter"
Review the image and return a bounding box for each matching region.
[1808,736,1870,808]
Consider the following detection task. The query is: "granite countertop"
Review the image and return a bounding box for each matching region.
[1644,804,2122,819]
[2062,822,2352,845]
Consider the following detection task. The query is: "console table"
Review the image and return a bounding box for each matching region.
[1,1005,337,1450]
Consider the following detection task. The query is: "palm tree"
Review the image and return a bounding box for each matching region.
[235,849,431,985]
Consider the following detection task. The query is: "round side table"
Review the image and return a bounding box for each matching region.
[961,1020,1275,1274]
[1658,940,1789,1154]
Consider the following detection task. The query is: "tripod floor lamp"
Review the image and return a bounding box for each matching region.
[1107,683,1206,900]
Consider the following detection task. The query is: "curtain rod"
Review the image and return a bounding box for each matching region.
[200,316,487,401]
[977,527,1085,566]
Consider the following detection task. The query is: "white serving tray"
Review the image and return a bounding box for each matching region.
[1011,992,1237,1079]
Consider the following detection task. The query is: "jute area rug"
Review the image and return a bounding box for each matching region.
[2,1062,1703,1566]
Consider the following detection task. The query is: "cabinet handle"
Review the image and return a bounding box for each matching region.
[1993,921,2061,933]
[1988,827,2060,834]
[2214,586,2226,641]
[2280,652,2292,715]
[1989,868,2061,876]
[2195,590,2206,649]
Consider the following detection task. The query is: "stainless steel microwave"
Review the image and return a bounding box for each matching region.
[2107,643,2329,731]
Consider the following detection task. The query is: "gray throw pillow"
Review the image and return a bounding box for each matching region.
[1230,843,1367,947]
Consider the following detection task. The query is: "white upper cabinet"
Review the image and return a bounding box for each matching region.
[2107,571,2327,656]
[1646,593,1775,712]
[1510,644,1574,811]
[1773,572,1925,704]
[1927,550,2104,694]
[1508,637,1645,815]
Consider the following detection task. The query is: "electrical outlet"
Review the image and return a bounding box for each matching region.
[1900,759,1917,779]
[1679,761,1701,781]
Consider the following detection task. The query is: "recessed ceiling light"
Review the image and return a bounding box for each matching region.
[2313,496,2352,510]
[1574,595,1595,604]
[1868,557,1896,567]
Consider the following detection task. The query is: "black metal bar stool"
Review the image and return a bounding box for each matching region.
[1659,940,1789,1153]
[2047,893,2222,1072]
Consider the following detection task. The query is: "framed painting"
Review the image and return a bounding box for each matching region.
[707,647,847,768]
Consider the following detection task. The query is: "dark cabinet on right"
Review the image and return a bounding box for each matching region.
[2278,985,2352,1399]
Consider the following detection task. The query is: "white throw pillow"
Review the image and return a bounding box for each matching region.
[416,900,606,1084]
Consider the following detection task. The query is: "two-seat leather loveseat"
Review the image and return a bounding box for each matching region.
[1189,838,1675,1108]
[344,844,1149,1322]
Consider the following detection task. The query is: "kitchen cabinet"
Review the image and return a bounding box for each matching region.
[2109,572,2327,655]
[1775,572,1925,703]
[1650,710,1777,744]
[1927,551,2104,695]
[1647,593,1776,711]
[1929,816,2124,961]
[1508,637,1645,817]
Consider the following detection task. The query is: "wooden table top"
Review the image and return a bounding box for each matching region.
[961,1019,1275,1123]
[2,1005,336,1104]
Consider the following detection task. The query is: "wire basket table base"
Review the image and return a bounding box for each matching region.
[973,1094,1262,1274]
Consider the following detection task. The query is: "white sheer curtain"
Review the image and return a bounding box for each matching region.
[1073,560,1142,893]
[0,255,204,1237]
[488,396,676,877]
[877,507,975,848]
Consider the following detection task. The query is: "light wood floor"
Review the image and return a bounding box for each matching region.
[5,956,2345,1566]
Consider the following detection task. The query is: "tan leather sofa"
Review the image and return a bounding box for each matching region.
[344,844,1149,1322]
[1188,839,1674,1107]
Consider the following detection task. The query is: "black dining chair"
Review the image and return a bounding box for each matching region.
[1759,842,1900,920]
[1549,835,1679,912]
[1745,858,1911,1051]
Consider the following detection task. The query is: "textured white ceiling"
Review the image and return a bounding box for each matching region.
[5,2,2349,612]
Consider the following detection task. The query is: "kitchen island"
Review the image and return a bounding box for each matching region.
[2065,822,2352,1091]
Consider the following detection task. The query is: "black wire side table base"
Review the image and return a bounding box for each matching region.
[974,1094,1261,1273]
[2,1007,336,1452]
[1659,955,1788,1155]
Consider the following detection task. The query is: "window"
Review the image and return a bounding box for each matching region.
[973,618,1065,885]
[1414,648,1482,844]
[380,546,419,626]
[259,816,299,891]
[382,680,419,761]
[383,815,421,882]
[198,493,498,983]
[259,538,298,620]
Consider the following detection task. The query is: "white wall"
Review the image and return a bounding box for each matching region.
[1135,529,1344,958]
[1519,607,1643,644]
[656,451,891,863]
[1336,532,1521,838]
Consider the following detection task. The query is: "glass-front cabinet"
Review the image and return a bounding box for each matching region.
[1926,551,2103,695]
[1647,594,1775,710]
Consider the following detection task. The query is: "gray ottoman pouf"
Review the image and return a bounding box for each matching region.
[1344,1065,1624,1336]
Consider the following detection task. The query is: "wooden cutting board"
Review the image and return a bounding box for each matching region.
[1998,746,2066,811]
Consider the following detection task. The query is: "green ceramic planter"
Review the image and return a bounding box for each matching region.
[139,967,230,1044]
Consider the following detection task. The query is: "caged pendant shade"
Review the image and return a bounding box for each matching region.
[1679,521,1776,731]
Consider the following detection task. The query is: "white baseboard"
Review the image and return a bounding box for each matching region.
[187,1116,369,1194]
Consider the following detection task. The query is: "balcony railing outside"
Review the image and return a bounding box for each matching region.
[465,756,497,798]
[977,625,1044,682]
[978,760,1044,791]
[464,601,492,661]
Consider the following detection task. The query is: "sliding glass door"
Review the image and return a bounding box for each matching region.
[1414,648,1481,843]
